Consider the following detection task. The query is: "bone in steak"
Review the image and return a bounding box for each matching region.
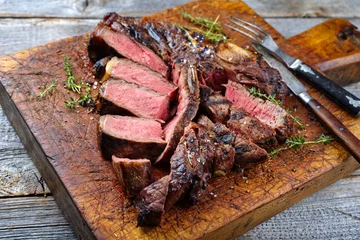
[156,64,200,163]
[98,115,166,161]
[112,157,153,199]
[99,78,170,121]
[104,57,177,100]
[225,81,293,142]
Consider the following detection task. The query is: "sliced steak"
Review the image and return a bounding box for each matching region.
[216,42,288,100]
[104,57,177,100]
[136,175,170,226]
[112,157,153,199]
[200,85,231,123]
[225,81,293,142]
[197,115,235,177]
[103,13,172,65]
[88,21,169,77]
[98,115,166,161]
[156,64,200,163]
[227,107,278,151]
[166,122,214,208]
[99,78,170,121]
[233,135,268,169]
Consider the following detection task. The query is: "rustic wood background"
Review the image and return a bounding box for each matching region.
[0,0,359,239]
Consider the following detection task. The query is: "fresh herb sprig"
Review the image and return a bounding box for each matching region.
[63,57,95,109]
[37,80,57,98]
[269,135,333,157]
[249,87,305,129]
[182,11,227,43]
[64,57,82,94]
[249,87,282,105]
[64,97,78,109]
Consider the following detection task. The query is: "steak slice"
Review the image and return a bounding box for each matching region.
[156,64,200,163]
[104,13,172,65]
[88,21,169,77]
[197,115,235,177]
[99,78,170,121]
[216,42,288,100]
[227,107,278,151]
[200,85,232,123]
[112,157,153,199]
[225,81,293,142]
[166,122,214,208]
[233,135,268,169]
[136,175,170,226]
[98,115,166,161]
[104,57,177,100]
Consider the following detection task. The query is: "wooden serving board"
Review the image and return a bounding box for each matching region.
[0,1,360,239]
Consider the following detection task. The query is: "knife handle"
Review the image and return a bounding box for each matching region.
[307,98,360,163]
[291,60,360,116]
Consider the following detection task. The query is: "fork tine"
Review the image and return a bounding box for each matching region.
[231,17,270,37]
[223,23,262,44]
[228,19,265,42]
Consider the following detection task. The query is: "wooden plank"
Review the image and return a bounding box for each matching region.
[244,0,360,18]
[0,0,193,18]
[0,196,76,240]
[1,0,359,18]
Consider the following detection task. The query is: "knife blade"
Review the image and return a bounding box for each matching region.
[252,43,360,163]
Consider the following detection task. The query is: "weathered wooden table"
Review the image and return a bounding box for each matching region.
[1,0,359,239]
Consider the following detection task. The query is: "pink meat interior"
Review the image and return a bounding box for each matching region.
[100,115,165,142]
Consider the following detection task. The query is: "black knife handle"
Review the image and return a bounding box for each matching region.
[307,98,360,163]
[291,60,360,116]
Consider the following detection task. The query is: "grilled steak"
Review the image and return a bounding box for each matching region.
[227,107,278,151]
[98,115,166,161]
[200,85,232,123]
[136,175,170,226]
[166,122,214,208]
[216,42,288,100]
[225,81,293,142]
[99,78,170,121]
[88,20,169,77]
[197,115,235,177]
[156,64,200,163]
[233,135,268,169]
[112,157,153,199]
[104,57,177,100]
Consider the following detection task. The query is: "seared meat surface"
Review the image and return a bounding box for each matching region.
[89,12,294,227]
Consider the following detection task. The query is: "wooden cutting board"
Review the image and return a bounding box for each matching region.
[0,0,359,239]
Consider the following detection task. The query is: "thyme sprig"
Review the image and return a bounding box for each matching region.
[64,57,82,94]
[269,135,333,157]
[249,87,305,129]
[64,97,78,109]
[249,87,282,105]
[37,80,57,98]
[63,57,96,109]
[182,11,227,43]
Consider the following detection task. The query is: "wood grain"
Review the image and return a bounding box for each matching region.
[0,0,358,239]
[1,0,359,18]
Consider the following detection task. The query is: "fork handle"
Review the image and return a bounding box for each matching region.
[290,60,360,116]
[306,98,360,163]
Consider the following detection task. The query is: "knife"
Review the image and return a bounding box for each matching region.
[252,43,360,164]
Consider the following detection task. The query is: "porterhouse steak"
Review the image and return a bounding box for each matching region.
[89,12,294,227]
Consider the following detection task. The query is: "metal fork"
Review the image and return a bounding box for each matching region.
[224,17,360,116]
